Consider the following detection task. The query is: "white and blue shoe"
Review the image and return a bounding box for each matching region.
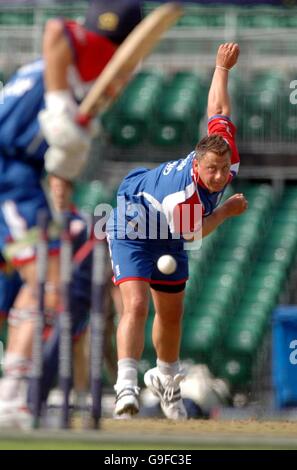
[144,367,187,420]
[114,384,140,417]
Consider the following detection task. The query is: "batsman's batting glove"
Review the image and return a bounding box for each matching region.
[39,90,100,180]
[44,145,89,181]
[38,90,99,153]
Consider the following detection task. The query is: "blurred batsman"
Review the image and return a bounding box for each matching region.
[0,0,142,428]
[108,43,248,420]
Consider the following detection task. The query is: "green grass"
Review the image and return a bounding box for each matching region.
[0,440,296,450]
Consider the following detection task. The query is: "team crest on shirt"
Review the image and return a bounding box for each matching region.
[98,13,119,31]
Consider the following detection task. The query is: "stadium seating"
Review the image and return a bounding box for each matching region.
[102,72,164,147]
[73,180,112,214]
[180,182,297,390]
[99,66,293,150]
[0,11,34,26]
[101,71,207,147]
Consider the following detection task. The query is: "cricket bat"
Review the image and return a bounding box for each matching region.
[77,2,183,124]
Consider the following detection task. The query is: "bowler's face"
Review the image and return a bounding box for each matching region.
[195,151,231,193]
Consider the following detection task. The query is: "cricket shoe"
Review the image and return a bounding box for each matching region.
[0,398,32,430]
[144,367,187,420]
[114,384,140,417]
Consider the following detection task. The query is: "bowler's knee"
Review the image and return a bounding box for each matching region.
[123,295,148,320]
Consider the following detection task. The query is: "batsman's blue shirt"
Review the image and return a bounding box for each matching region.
[0,19,116,263]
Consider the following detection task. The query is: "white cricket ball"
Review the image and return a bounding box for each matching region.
[157,254,177,275]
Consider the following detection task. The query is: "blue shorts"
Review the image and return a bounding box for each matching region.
[108,237,188,286]
[0,270,22,318]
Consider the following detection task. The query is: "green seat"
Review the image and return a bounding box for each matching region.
[281,114,297,142]
[216,246,251,272]
[247,272,284,295]
[205,13,225,28]
[241,286,276,311]
[73,180,111,214]
[241,74,283,140]
[265,231,297,251]
[253,262,287,286]
[196,285,235,313]
[179,15,208,28]
[273,213,297,227]
[0,11,34,25]
[217,355,252,388]
[206,261,245,294]
[284,15,297,28]
[191,302,227,328]
[120,72,163,123]
[182,315,220,362]
[224,317,266,356]
[150,123,185,146]
[111,122,144,146]
[102,72,163,146]
[240,111,273,141]
[150,72,205,146]
[222,224,260,252]
[279,194,297,211]
[239,183,274,199]
[236,302,271,324]
[259,246,295,271]
[250,13,281,29]
[230,209,266,233]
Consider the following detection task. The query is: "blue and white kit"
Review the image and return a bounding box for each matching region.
[0,19,114,267]
[108,115,240,286]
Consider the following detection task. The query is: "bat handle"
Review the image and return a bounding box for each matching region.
[76,113,92,127]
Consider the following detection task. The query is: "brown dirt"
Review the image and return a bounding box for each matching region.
[101,418,297,437]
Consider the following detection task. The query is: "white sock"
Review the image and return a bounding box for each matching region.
[2,352,31,378]
[115,358,138,390]
[0,352,30,401]
[157,358,180,377]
